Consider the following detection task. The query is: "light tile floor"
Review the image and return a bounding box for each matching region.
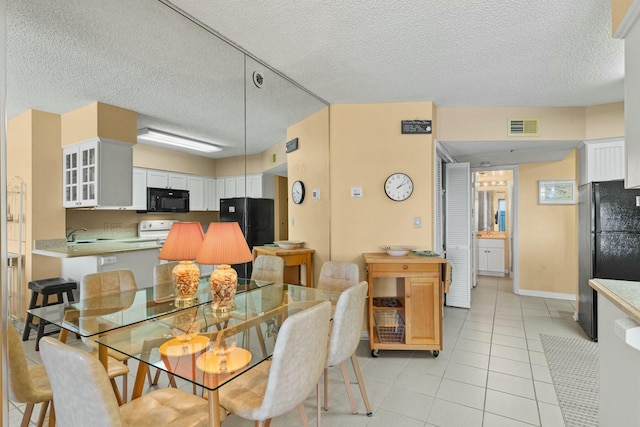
[10,275,590,426]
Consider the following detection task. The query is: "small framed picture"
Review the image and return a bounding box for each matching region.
[538,180,576,204]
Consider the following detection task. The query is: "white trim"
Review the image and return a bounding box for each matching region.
[614,0,640,39]
[517,289,576,301]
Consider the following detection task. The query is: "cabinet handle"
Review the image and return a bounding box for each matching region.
[403,265,408,270]
[406,293,410,298]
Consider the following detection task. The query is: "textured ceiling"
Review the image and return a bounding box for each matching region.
[6,0,624,164]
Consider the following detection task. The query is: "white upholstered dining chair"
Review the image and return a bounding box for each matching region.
[251,255,285,283]
[39,336,218,427]
[219,300,332,427]
[317,261,359,292]
[321,281,373,420]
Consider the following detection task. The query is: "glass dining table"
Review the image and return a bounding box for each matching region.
[27,278,340,427]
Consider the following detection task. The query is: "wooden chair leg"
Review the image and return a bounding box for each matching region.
[351,354,373,416]
[48,402,56,427]
[323,367,329,410]
[111,378,124,406]
[36,401,49,427]
[340,362,357,414]
[297,403,310,427]
[20,403,34,427]
[317,382,322,427]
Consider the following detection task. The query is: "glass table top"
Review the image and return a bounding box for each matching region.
[27,276,273,338]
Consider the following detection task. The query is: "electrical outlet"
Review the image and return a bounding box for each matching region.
[413,217,422,228]
[104,222,111,231]
[112,223,121,230]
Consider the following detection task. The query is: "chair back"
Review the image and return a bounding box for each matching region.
[251,255,284,283]
[80,269,137,299]
[39,337,122,427]
[153,261,179,302]
[255,300,332,420]
[326,281,368,367]
[7,322,51,403]
[317,261,359,292]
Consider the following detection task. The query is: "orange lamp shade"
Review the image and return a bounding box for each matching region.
[158,222,205,261]
[195,222,252,265]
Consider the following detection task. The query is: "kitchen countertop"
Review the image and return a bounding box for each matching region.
[33,237,163,259]
[589,278,640,323]
[477,232,507,239]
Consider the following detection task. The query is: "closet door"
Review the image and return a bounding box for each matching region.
[445,162,471,308]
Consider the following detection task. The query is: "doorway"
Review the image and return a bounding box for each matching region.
[472,166,519,294]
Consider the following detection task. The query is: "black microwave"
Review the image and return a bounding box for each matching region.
[147,187,189,213]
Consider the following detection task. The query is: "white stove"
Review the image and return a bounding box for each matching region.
[138,219,178,243]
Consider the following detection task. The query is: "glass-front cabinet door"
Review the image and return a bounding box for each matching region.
[62,139,98,207]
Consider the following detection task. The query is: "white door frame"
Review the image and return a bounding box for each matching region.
[471,164,519,295]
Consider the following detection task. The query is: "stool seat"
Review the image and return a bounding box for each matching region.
[22,277,77,350]
[28,277,77,294]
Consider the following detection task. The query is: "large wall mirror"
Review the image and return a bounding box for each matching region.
[1,0,329,376]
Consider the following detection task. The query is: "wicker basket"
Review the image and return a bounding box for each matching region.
[374,310,405,343]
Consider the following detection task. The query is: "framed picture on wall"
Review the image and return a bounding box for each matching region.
[538,180,576,204]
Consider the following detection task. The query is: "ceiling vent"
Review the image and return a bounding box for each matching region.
[508,119,540,137]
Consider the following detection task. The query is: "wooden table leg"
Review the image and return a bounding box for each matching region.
[131,362,149,400]
[98,343,108,369]
[305,254,312,287]
[208,389,222,427]
[58,329,69,343]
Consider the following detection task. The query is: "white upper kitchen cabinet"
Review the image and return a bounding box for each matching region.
[215,178,225,210]
[224,176,237,198]
[579,139,625,186]
[247,173,274,198]
[205,178,217,210]
[129,167,147,210]
[63,137,132,208]
[235,176,246,197]
[146,170,188,190]
[187,175,205,211]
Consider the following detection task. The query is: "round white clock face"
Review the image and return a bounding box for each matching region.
[384,173,413,201]
[292,180,305,204]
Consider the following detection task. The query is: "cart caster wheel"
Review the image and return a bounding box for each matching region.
[371,349,379,357]
[432,350,440,358]
[367,412,373,417]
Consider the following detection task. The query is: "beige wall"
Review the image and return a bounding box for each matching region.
[437,107,586,141]
[133,144,216,176]
[286,107,330,281]
[7,110,65,319]
[329,102,435,271]
[517,151,578,294]
[61,102,137,145]
[585,102,625,140]
[612,0,634,35]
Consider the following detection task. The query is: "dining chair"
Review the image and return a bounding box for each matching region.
[317,261,359,292]
[80,269,138,401]
[219,300,332,427]
[321,281,373,420]
[251,255,285,283]
[248,255,285,351]
[39,336,218,427]
[153,261,180,302]
[7,322,52,427]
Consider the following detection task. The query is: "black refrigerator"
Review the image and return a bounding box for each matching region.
[219,197,274,278]
[578,180,640,340]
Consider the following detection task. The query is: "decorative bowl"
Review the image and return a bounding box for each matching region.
[275,240,304,250]
[381,246,416,256]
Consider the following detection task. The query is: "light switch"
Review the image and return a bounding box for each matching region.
[312,189,320,200]
[351,187,363,198]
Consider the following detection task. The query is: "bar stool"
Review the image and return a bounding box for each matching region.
[22,277,77,350]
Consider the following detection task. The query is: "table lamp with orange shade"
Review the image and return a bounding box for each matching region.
[158,222,205,307]
[195,222,253,313]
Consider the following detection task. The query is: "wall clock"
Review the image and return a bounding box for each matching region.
[292,180,305,204]
[384,173,413,201]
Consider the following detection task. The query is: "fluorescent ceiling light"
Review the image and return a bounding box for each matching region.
[137,128,221,153]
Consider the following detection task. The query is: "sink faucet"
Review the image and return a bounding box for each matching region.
[66,228,87,242]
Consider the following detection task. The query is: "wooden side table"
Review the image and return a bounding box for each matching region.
[252,246,315,287]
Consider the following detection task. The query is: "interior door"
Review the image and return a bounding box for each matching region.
[445,162,472,308]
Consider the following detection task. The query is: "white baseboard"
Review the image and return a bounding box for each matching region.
[517,289,576,301]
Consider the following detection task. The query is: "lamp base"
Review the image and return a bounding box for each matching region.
[174,296,199,308]
[210,264,238,313]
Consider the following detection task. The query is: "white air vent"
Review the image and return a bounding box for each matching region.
[508,119,540,136]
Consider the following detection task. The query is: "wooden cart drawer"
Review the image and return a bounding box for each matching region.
[370,263,439,274]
